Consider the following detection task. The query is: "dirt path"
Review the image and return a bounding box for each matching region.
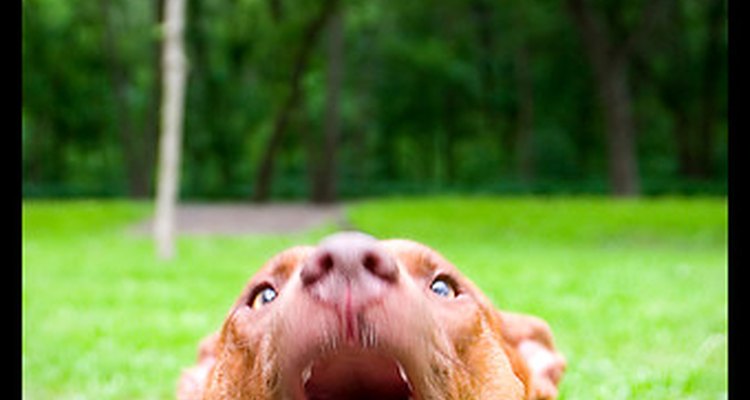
[130,203,349,235]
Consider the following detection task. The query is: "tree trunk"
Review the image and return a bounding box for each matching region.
[597,61,640,196]
[566,0,646,197]
[99,0,151,197]
[514,42,535,183]
[154,0,188,260]
[470,0,504,180]
[439,92,457,186]
[253,0,339,202]
[663,0,723,180]
[694,0,725,178]
[310,6,343,204]
[672,114,696,177]
[471,0,496,117]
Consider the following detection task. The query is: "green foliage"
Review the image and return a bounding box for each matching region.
[22,0,727,199]
[22,198,726,398]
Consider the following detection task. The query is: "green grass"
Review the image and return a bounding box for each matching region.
[22,197,727,399]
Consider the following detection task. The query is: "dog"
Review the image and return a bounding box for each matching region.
[177,232,565,399]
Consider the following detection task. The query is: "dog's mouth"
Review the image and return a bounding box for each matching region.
[302,350,414,400]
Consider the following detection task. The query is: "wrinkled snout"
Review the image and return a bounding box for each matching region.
[300,232,400,312]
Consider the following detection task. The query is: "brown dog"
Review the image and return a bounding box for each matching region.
[177,232,565,399]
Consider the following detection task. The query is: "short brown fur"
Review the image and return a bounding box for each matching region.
[177,237,565,400]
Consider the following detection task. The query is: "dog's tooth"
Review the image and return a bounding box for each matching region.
[330,334,338,350]
[301,363,313,384]
[361,326,375,348]
[398,364,409,383]
[398,363,416,395]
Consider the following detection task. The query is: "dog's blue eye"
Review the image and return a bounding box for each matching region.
[250,286,277,309]
[430,278,456,298]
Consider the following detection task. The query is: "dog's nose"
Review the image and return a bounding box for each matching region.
[301,232,398,285]
[300,232,398,305]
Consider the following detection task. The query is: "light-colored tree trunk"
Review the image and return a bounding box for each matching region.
[154,0,187,260]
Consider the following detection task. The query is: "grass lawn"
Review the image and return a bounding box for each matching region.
[22,197,727,399]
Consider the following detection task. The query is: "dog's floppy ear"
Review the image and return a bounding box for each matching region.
[496,312,567,400]
[176,332,219,400]
[466,296,532,397]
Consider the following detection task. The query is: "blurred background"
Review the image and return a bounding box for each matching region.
[22,0,727,201]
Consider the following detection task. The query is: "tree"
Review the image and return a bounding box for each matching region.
[99,0,163,198]
[309,4,344,204]
[21,0,727,199]
[154,0,188,259]
[566,0,667,196]
[692,0,725,179]
[252,0,340,202]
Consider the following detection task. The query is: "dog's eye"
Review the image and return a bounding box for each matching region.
[430,278,456,298]
[249,286,277,309]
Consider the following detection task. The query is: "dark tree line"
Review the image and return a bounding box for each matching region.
[22,0,727,201]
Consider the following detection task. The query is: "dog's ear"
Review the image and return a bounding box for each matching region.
[496,312,566,400]
[468,300,532,397]
[176,332,219,400]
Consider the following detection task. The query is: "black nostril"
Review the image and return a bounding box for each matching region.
[362,251,398,282]
[362,252,379,273]
[301,252,335,286]
[319,253,334,271]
